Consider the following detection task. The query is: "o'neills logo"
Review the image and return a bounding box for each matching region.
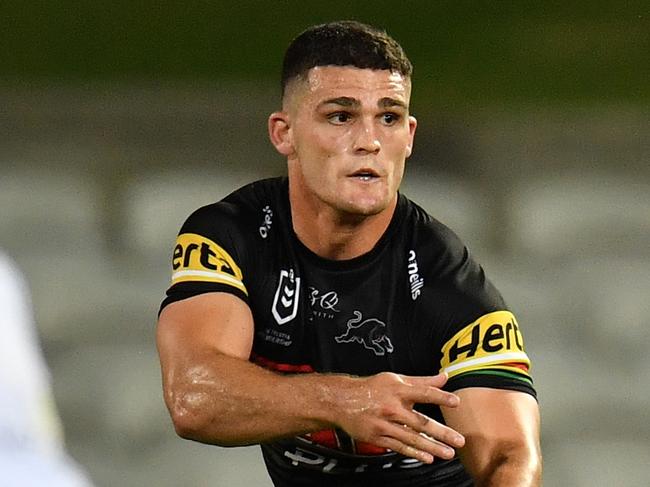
[407,250,424,300]
[259,205,273,238]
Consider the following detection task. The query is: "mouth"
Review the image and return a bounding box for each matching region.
[348,168,381,182]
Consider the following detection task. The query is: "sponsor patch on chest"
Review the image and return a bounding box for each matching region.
[308,286,340,320]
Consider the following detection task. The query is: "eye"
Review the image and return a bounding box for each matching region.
[381,112,401,125]
[328,112,351,125]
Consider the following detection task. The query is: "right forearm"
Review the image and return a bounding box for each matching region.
[165,351,350,446]
[158,294,464,462]
[165,351,465,463]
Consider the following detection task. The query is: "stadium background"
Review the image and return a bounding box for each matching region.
[1,2,649,485]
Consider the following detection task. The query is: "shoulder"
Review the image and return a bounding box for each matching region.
[399,194,468,273]
[179,177,286,239]
[400,195,505,311]
[163,179,287,308]
[171,177,286,282]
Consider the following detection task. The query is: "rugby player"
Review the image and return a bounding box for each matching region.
[157,20,541,486]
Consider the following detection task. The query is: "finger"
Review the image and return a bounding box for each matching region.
[393,409,465,449]
[400,372,449,389]
[375,435,436,464]
[380,423,457,462]
[405,409,465,448]
[402,383,460,408]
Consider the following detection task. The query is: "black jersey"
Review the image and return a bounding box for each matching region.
[161,177,535,486]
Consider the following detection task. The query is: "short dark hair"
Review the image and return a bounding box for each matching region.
[281,20,413,98]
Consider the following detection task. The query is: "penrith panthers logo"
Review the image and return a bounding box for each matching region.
[335,311,394,356]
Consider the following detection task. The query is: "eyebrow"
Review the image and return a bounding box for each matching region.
[319,97,359,109]
[378,97,408,110]
[318,96,409,110]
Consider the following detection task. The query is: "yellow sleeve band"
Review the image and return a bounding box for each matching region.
[440,311,530,379]
[170,233,247,295]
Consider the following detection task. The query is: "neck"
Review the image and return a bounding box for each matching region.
[288,179,397,261]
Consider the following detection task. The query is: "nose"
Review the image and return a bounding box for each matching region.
[353,118,381,154]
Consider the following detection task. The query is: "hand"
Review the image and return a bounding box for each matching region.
[335,372,465,464]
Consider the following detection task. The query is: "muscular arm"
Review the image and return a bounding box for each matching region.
[442,388,542,486]
[157,292,465,462]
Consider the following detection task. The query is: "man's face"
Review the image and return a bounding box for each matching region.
[275,66,417,217]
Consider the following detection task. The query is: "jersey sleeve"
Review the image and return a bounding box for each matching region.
[440,310,535,397]
[159,201,251,313]
[421,224,536,398]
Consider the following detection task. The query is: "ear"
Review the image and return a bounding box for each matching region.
[405,115,417,158]
[268,111,293,156]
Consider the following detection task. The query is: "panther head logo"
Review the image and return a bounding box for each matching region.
[334,311,394,356]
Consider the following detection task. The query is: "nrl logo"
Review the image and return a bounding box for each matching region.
[272,269,301,325]
[335,311,394,356]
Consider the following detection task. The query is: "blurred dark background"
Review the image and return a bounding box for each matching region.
[2,1,649,104]
[1,2,649,486]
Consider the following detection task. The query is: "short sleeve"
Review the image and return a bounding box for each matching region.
[440,310,535,397]
[159,201,251,313]
[418,223,536,398]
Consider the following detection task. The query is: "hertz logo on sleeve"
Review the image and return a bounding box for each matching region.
[440,311,530,379]
[171,233,247,295]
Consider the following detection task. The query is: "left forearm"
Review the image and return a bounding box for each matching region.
[471,454,542,487]
[442,388,542,487]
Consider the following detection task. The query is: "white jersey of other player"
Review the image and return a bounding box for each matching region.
[0,251,93,487]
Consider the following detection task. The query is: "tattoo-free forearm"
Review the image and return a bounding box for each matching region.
[470,451,542,487]
[163,351,346,445]
[162,351,465,463]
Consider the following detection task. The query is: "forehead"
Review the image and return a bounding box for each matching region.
[287,66,411,107]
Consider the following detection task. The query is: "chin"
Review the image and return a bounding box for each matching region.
[340,198,389,217]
